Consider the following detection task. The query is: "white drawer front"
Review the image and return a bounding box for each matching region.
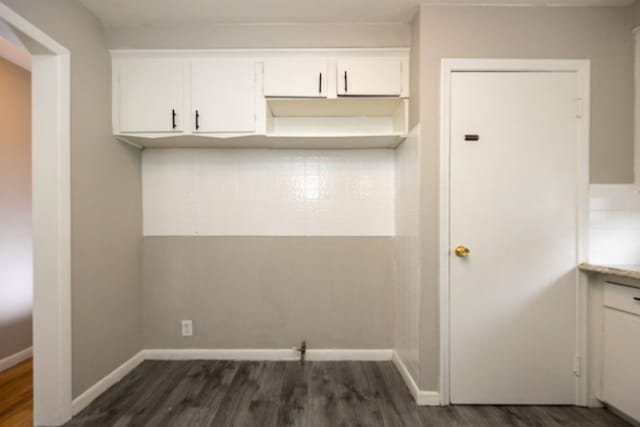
[604,282,640,316]
[603,309,640,422]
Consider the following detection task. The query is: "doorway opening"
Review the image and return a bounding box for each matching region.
[0,20,33,427]
[439,59,590,407]
[0,4,72,426]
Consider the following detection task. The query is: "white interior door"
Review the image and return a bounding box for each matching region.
[264,58,327,98]
[449,72,579,404]
[191,59,256,133]
[119,60,184,133]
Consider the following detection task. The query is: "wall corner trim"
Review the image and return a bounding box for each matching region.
[0,347,33,373]
[392,351,441,406]
[72,350,146,415]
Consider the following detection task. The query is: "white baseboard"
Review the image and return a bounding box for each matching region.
[72,350,145,416]
[0,347,32,373]
[392,351,441,406]
[606,403,640,426]
[307,349,392,361]
[145,348,393,362]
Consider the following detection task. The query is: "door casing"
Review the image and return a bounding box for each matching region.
[439,59,591,406]
[0,3,72,425]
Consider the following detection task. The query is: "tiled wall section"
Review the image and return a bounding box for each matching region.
[590,184,640,265]
[143,149,395,236]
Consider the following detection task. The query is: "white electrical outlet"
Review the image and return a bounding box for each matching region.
[181,320,193,337]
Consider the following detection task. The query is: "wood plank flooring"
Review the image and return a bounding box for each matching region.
[0,358,33,427]
[66,360,630,427]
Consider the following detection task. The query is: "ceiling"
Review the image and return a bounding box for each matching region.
[80,0,635,27]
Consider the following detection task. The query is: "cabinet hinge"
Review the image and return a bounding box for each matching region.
[576,98,584,119]
[573,353,581,377]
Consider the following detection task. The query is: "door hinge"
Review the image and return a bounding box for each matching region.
[573,353,581,377]
[576,98,584,119]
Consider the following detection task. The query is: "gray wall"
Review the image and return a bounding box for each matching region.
[111,23,407,352]
[5,0,636,398]
[421,5,635,185]
[0,57,31,361]
[415,5,636,390]
[2,0,143,397]
[105,22,410,49]
[144,237,393,349]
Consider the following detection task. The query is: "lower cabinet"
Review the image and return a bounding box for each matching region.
[602,282,640,422]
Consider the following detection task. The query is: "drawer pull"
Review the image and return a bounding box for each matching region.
[634,297,640,302]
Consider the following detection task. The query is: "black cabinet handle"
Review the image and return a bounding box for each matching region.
[195,110,200,130]
[172,109,177,130]
[344,71,348,93]
[319,72,322,94]
[634,297,640,302]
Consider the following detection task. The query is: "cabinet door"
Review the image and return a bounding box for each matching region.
[264,58,327,98]
[337,58,402,96]
[603,308,640,421]
[191,59,256,133]
[119,61,184,133]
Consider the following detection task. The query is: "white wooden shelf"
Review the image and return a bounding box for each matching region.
[116,133,405,149]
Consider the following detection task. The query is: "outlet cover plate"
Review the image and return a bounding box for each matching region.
[181,320,193,337]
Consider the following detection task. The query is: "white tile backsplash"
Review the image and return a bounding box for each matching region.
[143,148,395,236]
[589,184,640,265]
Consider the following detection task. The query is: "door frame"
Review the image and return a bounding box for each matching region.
[439,59,591,406]
[0,4,72,425]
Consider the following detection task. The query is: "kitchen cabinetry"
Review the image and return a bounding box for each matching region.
[602,281,640,422]
[191,59,256,133]
[111,49,409,149]
[117,60,184,133]
[264,58,327,98]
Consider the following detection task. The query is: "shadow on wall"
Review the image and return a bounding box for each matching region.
[0,48,32,361]
[0,314,32,360]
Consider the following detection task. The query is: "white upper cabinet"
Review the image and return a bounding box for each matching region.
[118,60,184,133]
[264,58,327,98]
[112,49,409,148]
[191,59,256,133]
[337,58,402,96]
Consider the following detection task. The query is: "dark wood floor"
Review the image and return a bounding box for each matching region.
[66,360,630,427]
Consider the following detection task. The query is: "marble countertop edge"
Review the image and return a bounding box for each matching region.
[579,263,640,282]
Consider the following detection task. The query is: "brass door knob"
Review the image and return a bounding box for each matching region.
[454,245,470,258]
